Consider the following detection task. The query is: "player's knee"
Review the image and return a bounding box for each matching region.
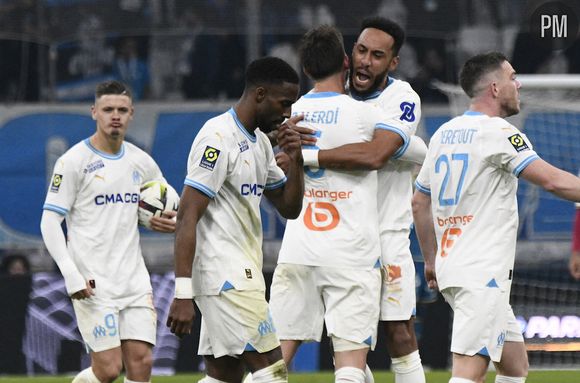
[125,351,153,376]
[335,367,366,383]
[251,360,288,383]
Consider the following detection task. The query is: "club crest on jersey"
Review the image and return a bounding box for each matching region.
[508,134,529,152]
[50,174,63,193]
[399,101,416,122]
[199,146,220,171]
[238,140,249,153]
[132,170,141,185]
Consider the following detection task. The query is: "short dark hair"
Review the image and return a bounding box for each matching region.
[299,25,345,81]
[360,16,405,56]
[460,52,508,98]
[245,57,299,88]
[95,80,133,100]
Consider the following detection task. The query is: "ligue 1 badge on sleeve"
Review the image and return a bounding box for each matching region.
[50,174,63,193]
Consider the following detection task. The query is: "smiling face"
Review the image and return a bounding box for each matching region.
[350,27,399,96]
[256,81,299,133]
[91,94,134,141]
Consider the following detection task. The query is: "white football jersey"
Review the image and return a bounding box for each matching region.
[415,111,539,290]
[185,108,286,296]
[43,139,164,303]
[278,92,411,269]
[352,78,422,232]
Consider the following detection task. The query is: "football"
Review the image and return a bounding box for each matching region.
[138,181,180,229]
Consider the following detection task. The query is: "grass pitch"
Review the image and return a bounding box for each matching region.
[0,370,578,382]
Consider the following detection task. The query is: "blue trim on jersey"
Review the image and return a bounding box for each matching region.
[302,91,342,99]
[415,181,431,195]
[83,138,125,160]
[486,278,499,288]
[265,176,287,190]
[513,155,539,177]
[412,307,417,317]
[477,347,490,357]
[303,145,320,150]
[374,259,381,269]
[43,203,68,216]
[228,108,257,143]
[463,110,485,116]
[363,336,372,346]
[244,343,257,352]
[220,281,235,291]
[375,123,410,159]
[184,178,216,198]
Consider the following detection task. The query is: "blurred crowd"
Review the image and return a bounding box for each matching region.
[0,0,579,103]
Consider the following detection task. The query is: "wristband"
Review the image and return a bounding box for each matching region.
[174,277,194,299]
[302,149,320,167]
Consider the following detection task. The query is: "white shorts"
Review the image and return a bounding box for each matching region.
[196,289,280,358]
[270,263,381,348]
[442,286,523,362]
[379,230,417,321]
[73,293,157,353]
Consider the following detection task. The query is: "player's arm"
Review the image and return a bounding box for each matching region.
[411,189,438,290]
[167,186,209,337]
[264,117,304,219]
[519,158,580,201]
[40,210,94,299]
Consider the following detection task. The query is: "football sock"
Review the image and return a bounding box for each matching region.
[124,378,150,383]
[72,367,101,383]
[364,364,374,383]
[251,360,288,383]
[449,378,476,383]
[391,350,426,383]
[242,373,254,383]
[495,376,526,383]
[335,367,365,383]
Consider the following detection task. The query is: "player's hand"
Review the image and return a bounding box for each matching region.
[424,263,438,291]
[167,298,195,337]
[293,125,317,147]
[570,251,580,280]
[277,115,303,162]
[275,152,290,174]
[150,211,177,233]
[70,280,95,300]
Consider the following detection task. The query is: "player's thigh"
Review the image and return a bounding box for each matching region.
[241,346,285,373]
[270,263,325,341]
[321,266,381,347]
[494,307,528,377]
[442,286,510,363]
[196,289,280,358]
[118,293,157,347]
[73,299,121,353]
[379,230,417,321]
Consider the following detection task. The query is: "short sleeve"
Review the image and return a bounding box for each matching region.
[482,122,540,177]
[376,85,422,136]
[361,102,412,157]
[414,143,433,195]
[43,155,79,216]
[184,126,229,198]
[262,136,287,190]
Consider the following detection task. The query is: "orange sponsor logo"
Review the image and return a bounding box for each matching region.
[304,202,340,231]
[437,215,473,227]
[440,227,462,257]
[385,264,402,282]
[304,188,352,201]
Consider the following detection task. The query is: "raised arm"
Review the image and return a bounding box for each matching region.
[166,186,210,337]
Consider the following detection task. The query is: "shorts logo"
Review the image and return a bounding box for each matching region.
[385,264,402,282]
[199,146,220,171]
[497,330,506,347]
[304,202,340,231]
[93,325,107,338]
[508,134,529,152]
[400,102,416,122]
[257,314,276,336]
[50,174,63,193]
[245,268,253,279]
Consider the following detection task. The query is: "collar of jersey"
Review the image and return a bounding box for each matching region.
[463,110,485,116]
[350,76,394,101]
[303,91,342,99]
[228,108,256,143]
[84,138,125,159]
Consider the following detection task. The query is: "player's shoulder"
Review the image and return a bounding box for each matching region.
[58,138,92,163]
[480,116,520,138]
[380,77,420,101]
